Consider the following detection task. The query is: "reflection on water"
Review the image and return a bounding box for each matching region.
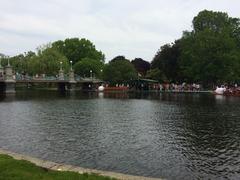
[0,90,240,179]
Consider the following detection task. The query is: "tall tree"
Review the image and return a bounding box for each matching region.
[146,68,166,82]
[111,55,126,62]
[73,57,104,78]
[52,38,105,64]
[103,56,137,85]
[131,58,150,77]
[151,40,181,82]
[180,10,240,85]
[27,48,69,76]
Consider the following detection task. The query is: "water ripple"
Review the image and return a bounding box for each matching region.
[0,92,240,179]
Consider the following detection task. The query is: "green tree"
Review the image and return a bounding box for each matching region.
[146,68,166,82]
[27,48,69,76]
[131,58,150,77]
[180,10,240,85]
[0,52,36,74]
[1,37,106,77]
[73,57,104,78]
[52,38,105,64]
[152,40,181,82]
[103,56,137,85]
[9,54,25,73]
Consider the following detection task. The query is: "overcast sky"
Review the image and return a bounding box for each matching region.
[0,0,239,61]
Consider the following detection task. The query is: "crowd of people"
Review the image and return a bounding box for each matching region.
[156,83,201,91]
[215,84,240,96]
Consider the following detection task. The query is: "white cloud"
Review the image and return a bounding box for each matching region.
[0,0,240,61]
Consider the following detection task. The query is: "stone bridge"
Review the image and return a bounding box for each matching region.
[0,63,103,93]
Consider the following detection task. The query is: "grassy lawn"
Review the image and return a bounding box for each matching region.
[0,154,116,180]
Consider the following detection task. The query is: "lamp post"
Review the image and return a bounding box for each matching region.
[70,61,73,70]
[4,58,14,83]
[69,60,75,83]
[59,61,64,80]
[100,69,103,80]
[90,70,92,79]
[0,59,3,80]
[60,61,63,71]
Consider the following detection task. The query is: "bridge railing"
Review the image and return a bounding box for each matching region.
[44,76,58,81]
[16,75,33,81]
[16,75,58,81]
[82,77,93,81]
[15,74,102,82]
[75,75,82,81]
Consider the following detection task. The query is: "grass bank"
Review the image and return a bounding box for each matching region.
[0,154,115,180]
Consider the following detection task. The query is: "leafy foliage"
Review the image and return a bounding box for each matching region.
[27,48,69,76]
[151,40,181,82]
[146,68,166,82]
[74,57,104,78]
[131,58,150,77]
[180,10,240,84]
[110,56,126,62]
[52,38,105,65]
[1,51,36,74]
[103,56,137,85]
[1,38,104,77]
[151,10,240,85]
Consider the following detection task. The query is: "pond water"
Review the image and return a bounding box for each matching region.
[0,91,240,179]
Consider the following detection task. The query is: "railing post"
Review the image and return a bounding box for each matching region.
[4,61,16,93]
[0,61,4,80]
[68,69,77,92]
[4,65,15,82]
[58,69,64,80]
[69,69,76,83]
